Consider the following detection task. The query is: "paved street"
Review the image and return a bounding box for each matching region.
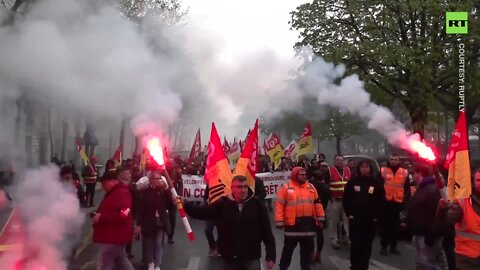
[73,190,417,270]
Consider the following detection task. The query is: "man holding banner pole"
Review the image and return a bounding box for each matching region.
[185,175,276,270]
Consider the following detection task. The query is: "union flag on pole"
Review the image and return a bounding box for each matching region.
[112,145,122,165]
[205,123,233,204]
[75,137,89,166]
[444,111,471,200]
[296,121,314,158]
[233,119,258,190]
[284,140,298,160]
[264,133,284,168]
[187,129,202,164]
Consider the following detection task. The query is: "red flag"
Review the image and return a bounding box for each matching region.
[205,123,233,203]
[234,120,259,190]
[444,111,471,199]
[187,129,202,164]
[112,145,122,164]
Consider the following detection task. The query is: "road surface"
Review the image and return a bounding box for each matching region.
[74,190,416,270]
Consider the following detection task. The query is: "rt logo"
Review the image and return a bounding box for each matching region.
[446,12,468,34]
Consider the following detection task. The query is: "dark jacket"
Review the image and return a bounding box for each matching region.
[254,177,267,201]
[93,183,133,244]
[185,191,276,262]
[343,175,385,222]
[406,177,444,236]
[309,178,330,210]
[136,186,172,237]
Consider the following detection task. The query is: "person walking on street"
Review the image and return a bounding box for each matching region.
[185,175,276,270]
[406,165,446,270]
[327,155,351,249]
[135,170,171,270]
[309,162,331,263]
[343,160,385,270]
[379,154,410,255]
[83,157,98,207]
[92,173,134,270]
[446,168,480,269]
[275,167,325,270]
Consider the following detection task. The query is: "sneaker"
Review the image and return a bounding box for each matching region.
[148,263,155,270]
[168,238,175,244]
[380,248,388,256]
[331,241,340,250]
[390,248,401,255]
[208,248,219,257]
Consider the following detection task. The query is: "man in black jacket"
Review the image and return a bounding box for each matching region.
[185,175,276,270]
[309,162,331,263]
[406,165,445,270]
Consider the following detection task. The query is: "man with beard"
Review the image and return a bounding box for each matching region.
[379,154,410,255]
[276,167,325,270]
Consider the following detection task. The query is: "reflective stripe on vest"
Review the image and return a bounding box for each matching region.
[455,197,480,258]
[329,166,350,198]
[381,167,407,203]
[285,232,316,237]
[456,230,480,241]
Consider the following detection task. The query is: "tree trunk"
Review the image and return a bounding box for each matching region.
[38,114,49,165]
[336,136,341,155]
[133,136,140,156]
[119,117,127,154]
[48,109,55,160]
[61,121,68,161]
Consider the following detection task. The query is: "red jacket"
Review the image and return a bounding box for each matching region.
[93,183,133,244]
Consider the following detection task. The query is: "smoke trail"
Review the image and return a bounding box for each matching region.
[12,166,85,270]
[297,49,428,155]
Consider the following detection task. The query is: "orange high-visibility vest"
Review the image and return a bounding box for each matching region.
[274,181,325,232]
[455,198,480,258]
[328,166,351,198]
[381,167,408,203]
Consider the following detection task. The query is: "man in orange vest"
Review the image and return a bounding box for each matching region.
[379,154,409,255]
[83,157,98,207]
[327,154,351,249]
[275,167,325,270]
[446,168,480,269]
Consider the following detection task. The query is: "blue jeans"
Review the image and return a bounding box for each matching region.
[97,244,134,270]
[413,235,443,270]
[144,227,165,267]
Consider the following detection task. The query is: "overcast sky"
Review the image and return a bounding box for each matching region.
[183,0,307,63]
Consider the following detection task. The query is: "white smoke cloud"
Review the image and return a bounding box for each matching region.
[0,0,182,136]
[0,0,425,159]
[10,166,84,270]
[297,50,427,155]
